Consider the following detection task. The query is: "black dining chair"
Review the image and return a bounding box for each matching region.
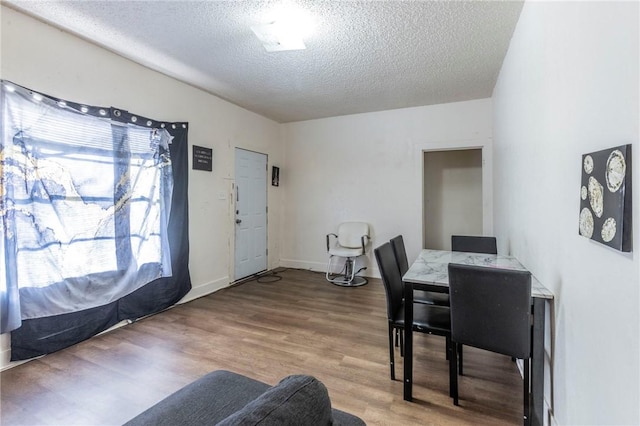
[374,242,455,395]
[448,263,532,425]
[390,235,461,366]
[450,234,498,373]
[451,235,497,255]
[390,235,449,306]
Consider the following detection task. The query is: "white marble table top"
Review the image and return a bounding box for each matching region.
[403,249,554,299]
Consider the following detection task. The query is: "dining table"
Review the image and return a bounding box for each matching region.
[402,249,554,426]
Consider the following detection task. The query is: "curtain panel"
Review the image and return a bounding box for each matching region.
[1,80,191,360]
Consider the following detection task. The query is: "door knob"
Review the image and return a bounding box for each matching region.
[236,219,242,224]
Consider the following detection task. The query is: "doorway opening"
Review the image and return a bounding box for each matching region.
[423,149,483,250]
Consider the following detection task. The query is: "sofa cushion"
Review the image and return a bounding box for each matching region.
[124,370,270,426]
[216,374,333,426]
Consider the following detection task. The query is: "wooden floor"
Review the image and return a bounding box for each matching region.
[1,269,524,425]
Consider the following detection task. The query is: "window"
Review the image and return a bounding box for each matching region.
[1,81,174,323]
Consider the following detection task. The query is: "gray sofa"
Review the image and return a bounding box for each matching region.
[124,370,365,425]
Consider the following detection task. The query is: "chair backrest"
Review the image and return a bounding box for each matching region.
[390,235,409,277]
[448,263,531,359]
[337,222,369,248]
[451,235,497,255]
[374,242,403,321]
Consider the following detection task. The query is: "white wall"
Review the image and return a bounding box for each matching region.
[280,99,493,275]
[493,2,639,425]
[0,6,284,369]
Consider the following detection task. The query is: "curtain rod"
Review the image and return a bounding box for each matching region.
[1,79,188,131]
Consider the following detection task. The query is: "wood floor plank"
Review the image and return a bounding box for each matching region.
[1,269,524,425]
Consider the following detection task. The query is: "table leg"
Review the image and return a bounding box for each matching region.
[531,297,545,426]
[403,281,413,401]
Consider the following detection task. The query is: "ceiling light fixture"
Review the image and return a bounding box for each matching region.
[251,6,315,52]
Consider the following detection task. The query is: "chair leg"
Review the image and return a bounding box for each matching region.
[458,343,463,376]
[524,358,531,426]
[446,338,450,360]
[450,337,459,404]
[325,255,335,282]
[399,329,404,357]
[388,324,396,381]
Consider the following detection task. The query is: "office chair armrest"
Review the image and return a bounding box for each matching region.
[326,233,338,252]
[361,235,370,252]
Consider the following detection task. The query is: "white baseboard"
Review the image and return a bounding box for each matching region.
[179,276,229,304]
[279,258,325,272]
[280,258,380,279]
[1,354,35,371]
[1,346,15,371]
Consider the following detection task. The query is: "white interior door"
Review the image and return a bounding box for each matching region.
[234,148,268,280]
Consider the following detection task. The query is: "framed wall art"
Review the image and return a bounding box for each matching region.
[579,144,632,252]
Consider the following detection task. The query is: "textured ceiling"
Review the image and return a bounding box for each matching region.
[6,1,524,123]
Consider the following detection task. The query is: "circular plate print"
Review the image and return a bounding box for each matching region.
[601,218,617,242]
[579,208,594,238]
[605,150,625,192]
[581,186,587,200]
[588,176,604,218]
[584,155,594,174]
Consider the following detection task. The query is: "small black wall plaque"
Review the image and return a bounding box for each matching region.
[193,145,212,171]
[272,166,280,186]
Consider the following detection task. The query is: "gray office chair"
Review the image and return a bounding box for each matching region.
[326,222,370,286]
[374,242,455,394]
[448,263,532,425]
